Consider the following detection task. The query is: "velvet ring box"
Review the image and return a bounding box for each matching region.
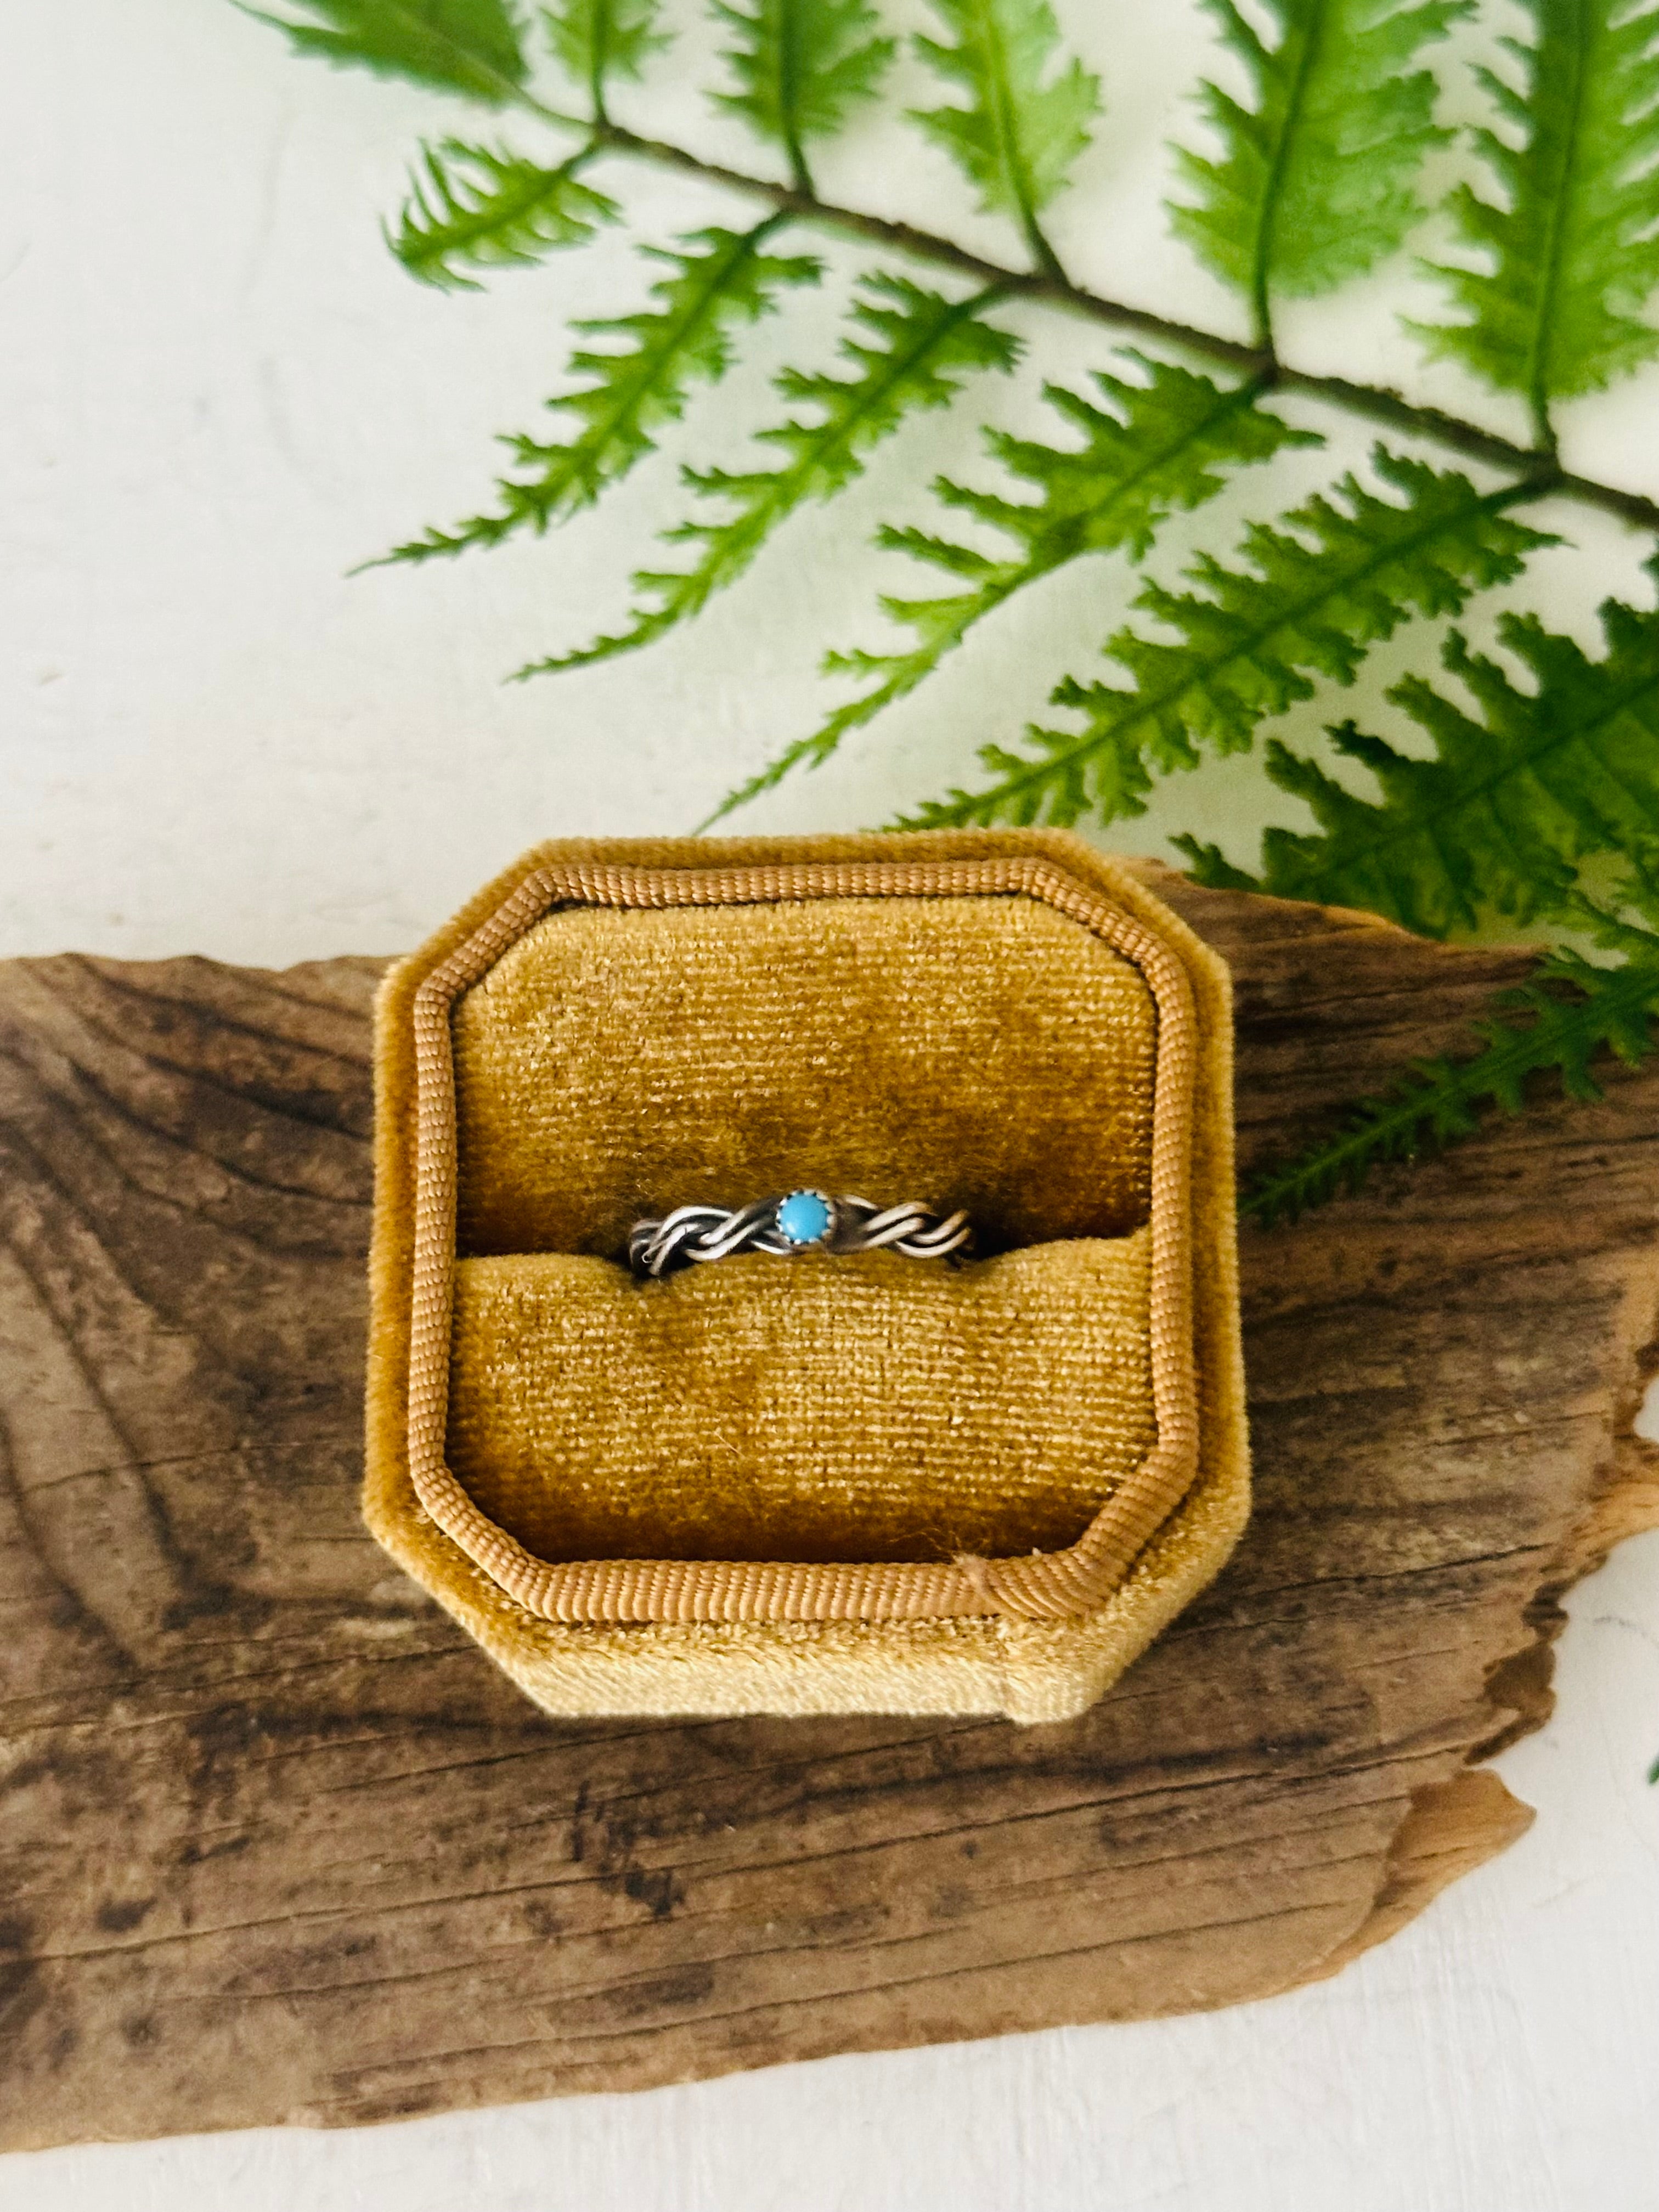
[366,829,1249,1723]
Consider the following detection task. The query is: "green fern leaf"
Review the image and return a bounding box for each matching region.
[370,221,820,567]
[1242,948,1659,1224]
[898,448,1554,830]
[389,140,615,288]
[544,0,666,114]
[1418,0,1659,416]
[246,0,528,100]
[524,275,1015,676]
[714,0,895,190]
[911,0,1100,259]
[1171,0,1468,329]
[1197,575,1659,936]
[771,359,1316,782]
[1569,837,1659,946]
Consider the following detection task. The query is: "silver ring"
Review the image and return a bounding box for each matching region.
[628,1189,973,1279]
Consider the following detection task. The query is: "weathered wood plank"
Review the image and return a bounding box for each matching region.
[2,870,1656,2149]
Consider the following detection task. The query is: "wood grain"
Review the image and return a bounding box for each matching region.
[2,869,1656,2151]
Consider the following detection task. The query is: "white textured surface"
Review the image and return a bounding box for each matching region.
[3,3,1658,2203]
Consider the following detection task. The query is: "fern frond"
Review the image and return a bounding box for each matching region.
[389,140,614,287]
[528,275,1015,676]
[898,448,1554,829]
[544,0,665,117]
[245,0,527,99]
[1567,835,1659,945]
[1172,0,1469,331]
[1194,573,1659,935]
[708,358,1314,820]
[910,0,1100,267]
[370,221,820,567]
[715,0,895,191]
[1242,948,1659,1224]
[1417,0,1659,420]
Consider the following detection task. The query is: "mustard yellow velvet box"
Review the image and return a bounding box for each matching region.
[366,828,1249,1724]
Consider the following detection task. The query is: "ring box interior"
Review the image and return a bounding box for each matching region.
[367,831,1249,1722]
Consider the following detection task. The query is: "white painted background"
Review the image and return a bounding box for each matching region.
[3,1,1657,2202]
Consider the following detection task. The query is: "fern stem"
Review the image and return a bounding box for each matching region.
[487,89,1659,537]
[965,0,1068,283]
[782,125,814,203]
[1520,0,1590,459]
[589,13,608,127]
[1023,216,1067,288]
[777,0,815,200]
[1245,0,1330,352]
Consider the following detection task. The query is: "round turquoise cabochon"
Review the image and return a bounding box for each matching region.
[776,1190,832,1244]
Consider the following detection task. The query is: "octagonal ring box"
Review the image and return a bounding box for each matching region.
[366,829,1249,1725]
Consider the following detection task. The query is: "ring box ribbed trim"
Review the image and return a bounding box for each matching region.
[366,829,1251,1722]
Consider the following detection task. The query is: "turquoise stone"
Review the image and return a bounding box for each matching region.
[776,1190,832,1245]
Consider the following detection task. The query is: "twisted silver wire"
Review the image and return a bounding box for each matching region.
[628,1194,973,1279]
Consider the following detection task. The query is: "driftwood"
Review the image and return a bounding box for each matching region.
[1,865,1656,2152]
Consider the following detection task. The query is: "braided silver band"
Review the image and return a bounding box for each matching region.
[628,1190,973,1279]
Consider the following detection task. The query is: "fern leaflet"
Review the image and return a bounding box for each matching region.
[544,0,665,117]
[524,275,1015,676]
[1242,949,1659,1224]
[714,0,895,191]
[707,357,1313,823]
[246,0,528,99]
[1172,0,1469,332]
[898,448,1554,828]
[390,140,614,287]
[370,221,820,567]
[911,0,1100,270]
[1418,0,1659,422]
[1184,575,1659,935]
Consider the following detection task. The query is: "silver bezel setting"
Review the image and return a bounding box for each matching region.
[775,1187,837,1250]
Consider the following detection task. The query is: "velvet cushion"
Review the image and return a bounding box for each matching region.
[444,890,1160,1569]
[452,894,1156,1260]
[448,1235,1155,1565]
